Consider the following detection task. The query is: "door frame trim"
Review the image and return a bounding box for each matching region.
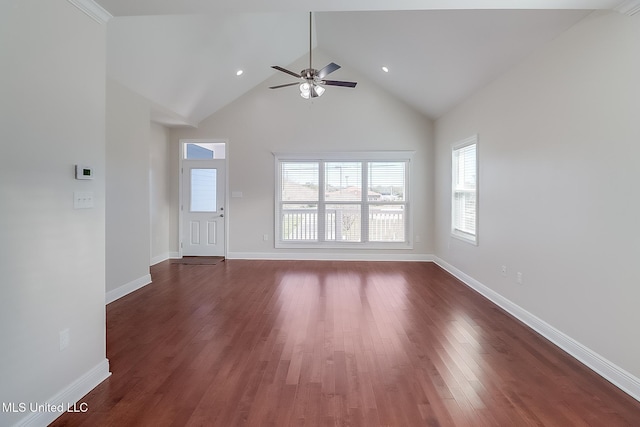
[178,139,229,258]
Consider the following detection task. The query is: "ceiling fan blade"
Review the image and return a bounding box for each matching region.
[272,66,302,79]
[317,62,341,79]
[322,80,358,88]
[269,82,300,89]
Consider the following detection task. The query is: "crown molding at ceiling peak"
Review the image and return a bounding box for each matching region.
[67,0,112,24]
[615,0,640,15]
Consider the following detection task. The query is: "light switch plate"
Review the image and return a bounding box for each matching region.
[74,191,94,209]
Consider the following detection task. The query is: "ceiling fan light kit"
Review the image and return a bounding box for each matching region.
[299,82,325,99]
[270,12,357,99]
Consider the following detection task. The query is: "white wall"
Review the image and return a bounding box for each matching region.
[0,1,109,425]
[434,11,640,381]
[150,123,173,264]
[171,50,434,259]
[106,79,151,298]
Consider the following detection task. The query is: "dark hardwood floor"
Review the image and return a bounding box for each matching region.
[51,260,640,426]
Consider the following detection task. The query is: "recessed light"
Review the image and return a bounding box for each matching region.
[236,70,244,76]
[381,66,389,73]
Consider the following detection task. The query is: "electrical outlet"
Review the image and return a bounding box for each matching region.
[263,234,269,241]
[517,272,523,285]
[501,265,507,277]
[59,328,70,351]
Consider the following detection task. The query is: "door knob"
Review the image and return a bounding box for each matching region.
[219,214,224,217]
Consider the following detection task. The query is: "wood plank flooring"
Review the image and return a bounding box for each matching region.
[51,260,640,426]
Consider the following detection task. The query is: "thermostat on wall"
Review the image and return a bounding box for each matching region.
[75,165,94,180]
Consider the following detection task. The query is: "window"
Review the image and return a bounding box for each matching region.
[190,169,217,212]
[275,152,413,249]
[452,136,478,244]
[183,142,226,159]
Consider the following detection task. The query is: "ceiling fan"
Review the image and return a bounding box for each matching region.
[269,12,357,99]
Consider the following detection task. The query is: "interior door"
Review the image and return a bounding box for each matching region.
[182,159,226,256]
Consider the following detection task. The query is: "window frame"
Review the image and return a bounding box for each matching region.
[274,151,414,250]
[451,135,479,245]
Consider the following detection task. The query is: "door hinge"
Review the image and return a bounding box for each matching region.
[180,242,183,248]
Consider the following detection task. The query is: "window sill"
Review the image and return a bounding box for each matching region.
[275,241,414,250]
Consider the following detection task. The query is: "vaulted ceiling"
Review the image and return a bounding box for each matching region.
[94,0,628,127]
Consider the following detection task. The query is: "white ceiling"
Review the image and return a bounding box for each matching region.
[94,0,628,127]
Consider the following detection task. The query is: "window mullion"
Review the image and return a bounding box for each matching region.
[361,161,369,243]
[318,161,326,242]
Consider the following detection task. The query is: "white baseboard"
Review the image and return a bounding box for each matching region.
[433,256,640,403]
[226,251,434,262]
[150,252,182,266]
[150,253,168,266]
[105,274,152,305]
[13,359,111,427]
